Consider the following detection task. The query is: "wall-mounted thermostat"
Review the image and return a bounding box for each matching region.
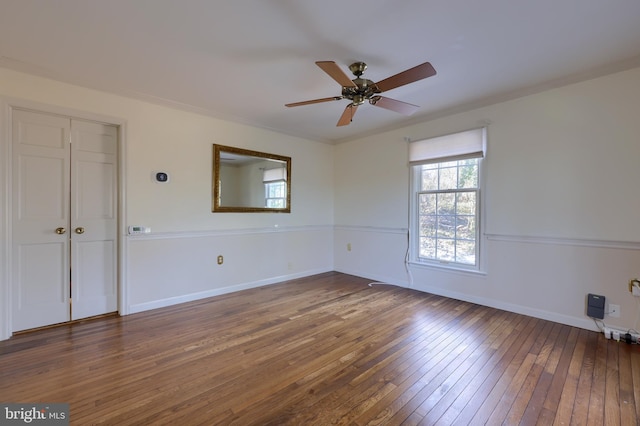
[128,226,151,235]
[153,171,170,183]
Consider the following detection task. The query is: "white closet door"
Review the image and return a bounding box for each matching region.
[70,120,118,320]
[11,110,71,331]
[11,110,119,332]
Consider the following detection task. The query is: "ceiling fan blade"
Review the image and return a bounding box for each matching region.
[374,61,436,92]
[285,96,342,107]
[337,104,358,126]
[316,61,357,87]
[370,96,420,116]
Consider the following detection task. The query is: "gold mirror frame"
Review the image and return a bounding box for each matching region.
[212,144,291,213]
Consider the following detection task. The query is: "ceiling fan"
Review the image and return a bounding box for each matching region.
[285,60,436,126]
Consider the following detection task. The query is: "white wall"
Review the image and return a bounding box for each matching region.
[127,228,333,313]
[334,66,640,332]
[2,64,639,340]
[219,163,242,206]
[0,68,334,339]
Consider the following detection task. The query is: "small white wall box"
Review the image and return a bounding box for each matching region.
[128,226,150,235]
[587,293,605,319]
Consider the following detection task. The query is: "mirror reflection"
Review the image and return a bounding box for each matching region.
[212,144,291,213]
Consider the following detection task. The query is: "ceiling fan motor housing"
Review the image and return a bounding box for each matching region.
[342,80,379,105]
[342,63,380,105]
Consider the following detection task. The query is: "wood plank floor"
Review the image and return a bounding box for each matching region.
[1,272,639,425]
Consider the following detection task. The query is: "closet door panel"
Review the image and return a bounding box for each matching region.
[70,120,118,320]
[11,110,71,331]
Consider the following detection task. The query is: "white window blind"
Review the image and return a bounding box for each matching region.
[263,167,287,182]
[409,127,486,165]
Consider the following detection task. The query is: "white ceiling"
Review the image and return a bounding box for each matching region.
[1,0,640,144]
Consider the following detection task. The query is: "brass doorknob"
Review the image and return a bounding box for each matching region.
[55,227,66,235]
[75,227,85,234]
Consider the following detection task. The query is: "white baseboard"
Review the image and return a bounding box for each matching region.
[409,281,599,332]
[128,268,332,314]
[335,267,598,332]
[333,267,410,289]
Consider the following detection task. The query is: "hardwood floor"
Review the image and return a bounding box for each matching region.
[1,272,639,425]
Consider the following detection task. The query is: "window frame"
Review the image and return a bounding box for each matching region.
[408,128,486,274]
[264,180,287,208]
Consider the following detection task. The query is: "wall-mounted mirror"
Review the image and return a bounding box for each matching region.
[212,144,291,213]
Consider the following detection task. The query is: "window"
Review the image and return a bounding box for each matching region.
[263,167,287,208]
[265,181,287,208]
[409,128,485,270]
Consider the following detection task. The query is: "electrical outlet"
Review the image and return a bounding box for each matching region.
[608,304,620,318]
[217,255,223,265]
[347,243,352,252]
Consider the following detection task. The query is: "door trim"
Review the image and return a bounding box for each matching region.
[0,97,128,340]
